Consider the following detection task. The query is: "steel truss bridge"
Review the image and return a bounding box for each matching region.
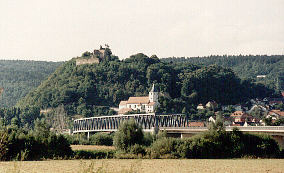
[73,113,284,147]
[73,113,188,133]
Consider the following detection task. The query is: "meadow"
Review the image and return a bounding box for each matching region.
[0,159,284,173]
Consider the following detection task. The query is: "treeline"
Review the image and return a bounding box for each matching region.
[0,60,62,107]
[0,120,72,161]
[88,120,282,159]
[1,119,282,161]
[17,53,277,117]
[162,55,284,90]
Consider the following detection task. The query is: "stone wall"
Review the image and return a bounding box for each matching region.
[76,58,99,66]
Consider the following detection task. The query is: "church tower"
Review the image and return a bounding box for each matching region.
[149,84,158,102]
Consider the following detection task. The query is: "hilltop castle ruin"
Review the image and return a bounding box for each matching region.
[76,45,112,66]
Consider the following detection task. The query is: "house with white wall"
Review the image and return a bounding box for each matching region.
[118,84,160,114]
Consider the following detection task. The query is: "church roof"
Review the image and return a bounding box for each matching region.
[150,84,158,92]
[127,96,149,104]
[118,108,132,115]
[119,101,128,106]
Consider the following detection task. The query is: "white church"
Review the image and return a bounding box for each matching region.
[118,84,160,115]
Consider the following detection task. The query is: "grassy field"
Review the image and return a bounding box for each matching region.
[71,145,115,151]
[0,159,284,173]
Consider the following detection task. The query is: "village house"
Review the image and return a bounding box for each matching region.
[208,116,216,123]
[197,104,205,110]
[230,111,253,123]
[247,105,268,115]
[118,84,160,115]
[266,110,284,120]
[205,101,218,110]
[188,121,205,127]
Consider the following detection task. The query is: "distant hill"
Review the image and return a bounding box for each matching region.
[161,55,284,90]
[0,60,62,107]
[17,53,276,117]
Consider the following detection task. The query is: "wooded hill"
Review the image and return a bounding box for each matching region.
[16,53,277,117]
[162,55,284,91]
[0,60,62,107]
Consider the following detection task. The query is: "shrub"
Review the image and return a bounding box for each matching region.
[0,130,9,160]
[73,150,114,159]
[65,133,90,145]
[129,144,146,155]
[6,132,46,160]
[3,126,73,160]
[150,137,180,158]
[89,133,113,146]
[149,129,281,159]
[47,134,73,158]
[113,119,144,151]
[240,133,280,158]
[142,132,154,146]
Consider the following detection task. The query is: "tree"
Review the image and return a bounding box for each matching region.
[209,114,225,132]
[0,130,9,160]
[113,119,144,151]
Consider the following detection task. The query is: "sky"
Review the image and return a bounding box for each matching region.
[0,0,284,61]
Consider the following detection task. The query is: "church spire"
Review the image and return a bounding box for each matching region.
[150,83,158,92]
[149,84,159,102]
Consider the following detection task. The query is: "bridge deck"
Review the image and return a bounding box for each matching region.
[73,114,284,135]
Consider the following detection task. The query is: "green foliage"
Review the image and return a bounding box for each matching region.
[274,103,284,111]
[65,133,90,145]
[149,129,280,159]
[0,60,62,107]
[89,133,113,146]
[0,130,9,160]
[16,53,276,118]
[150,137,180,159]
[142,132,154,146]
[129,144,146,155]
[73,150,114,159]
[2,126,72,161]
[113,119,144,151]
[162,55,284,91]
[209,114,225,132]
[0,106,41,129]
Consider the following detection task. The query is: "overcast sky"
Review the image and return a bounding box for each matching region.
[0,0,283,61]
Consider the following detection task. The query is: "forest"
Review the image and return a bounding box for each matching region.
[0,60,62,107]
[15,53,278,121]
[162,55,284,91]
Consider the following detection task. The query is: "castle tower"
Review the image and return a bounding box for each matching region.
[149,84,158,102]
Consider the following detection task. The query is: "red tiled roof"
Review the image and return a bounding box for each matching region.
[119,101,127,106]
[188,122,205,127]
[231,124,241,126]
[230,111,247,117]
[269,110,284,116]
[118,108,132,115]
[148,102,156,106]
[127,96,149,104]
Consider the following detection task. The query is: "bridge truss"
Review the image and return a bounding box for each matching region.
[73,113,188,133]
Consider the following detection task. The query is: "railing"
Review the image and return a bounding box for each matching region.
[226,126,284,131]
[162,126,284,132]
